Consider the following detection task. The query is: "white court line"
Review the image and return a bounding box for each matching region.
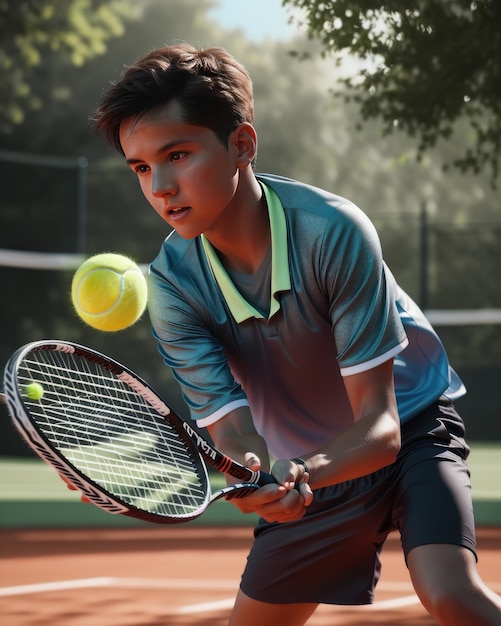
[178,595,421,615]
[181,587,501,615]
[0,577,237,597]
[1,577,500,616]
[112,577,237,591]
[178,598,235,614]
[176,582,418,615]
[0,577,113,597]
[361,594,420,610]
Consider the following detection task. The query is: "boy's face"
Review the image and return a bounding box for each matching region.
[120,100,247,240]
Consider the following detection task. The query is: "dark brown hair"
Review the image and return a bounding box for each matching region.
[94,43,255,153]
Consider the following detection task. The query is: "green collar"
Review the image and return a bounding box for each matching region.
[201,183,290,322]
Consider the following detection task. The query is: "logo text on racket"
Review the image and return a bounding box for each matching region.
[183,422,217,461]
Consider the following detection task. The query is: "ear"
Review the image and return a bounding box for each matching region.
[229,123,258,168]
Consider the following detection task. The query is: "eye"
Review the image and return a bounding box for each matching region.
[133,164,150,175]
[169,151,187,162]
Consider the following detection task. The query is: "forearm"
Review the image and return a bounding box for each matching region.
[207,405,271,475]
[300,408,401,490]
[208,406,313,521]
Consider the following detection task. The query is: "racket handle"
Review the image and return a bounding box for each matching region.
[256,470,276,486]
[211,483,260,502]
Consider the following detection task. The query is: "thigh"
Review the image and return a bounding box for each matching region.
[407,543,501,623]
[408,543,482,597]
[393,429,477,561]
[229,590,318,626]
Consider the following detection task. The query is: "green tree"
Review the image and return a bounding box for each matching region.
[0,0,142,132]
[283,0,501,184]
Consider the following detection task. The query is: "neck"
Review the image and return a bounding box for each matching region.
[205,173,270,274]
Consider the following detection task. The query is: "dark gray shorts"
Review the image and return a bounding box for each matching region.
[240,398,476,605]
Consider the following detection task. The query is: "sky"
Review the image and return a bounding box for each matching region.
[208,0,303,41]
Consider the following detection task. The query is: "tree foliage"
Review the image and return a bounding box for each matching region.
[0,0,141,132]
[283,0,501,184]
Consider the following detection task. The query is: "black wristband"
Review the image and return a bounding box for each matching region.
[291,457,310,483]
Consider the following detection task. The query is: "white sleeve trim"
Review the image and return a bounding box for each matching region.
[339,338,409,377]
[196,399,250,428]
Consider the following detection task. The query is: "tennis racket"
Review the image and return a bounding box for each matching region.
[3,340,275,524]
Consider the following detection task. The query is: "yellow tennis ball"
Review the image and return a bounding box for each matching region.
[25,382,44,400]
[71,253,147,332]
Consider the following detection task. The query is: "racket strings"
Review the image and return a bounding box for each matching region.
[17,350,209,517]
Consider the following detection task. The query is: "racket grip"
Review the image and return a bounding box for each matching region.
[256,470,276,486]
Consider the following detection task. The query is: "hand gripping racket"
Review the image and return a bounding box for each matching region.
[3,340,275,524]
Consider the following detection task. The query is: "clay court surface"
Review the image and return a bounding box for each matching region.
[1,525,500,626]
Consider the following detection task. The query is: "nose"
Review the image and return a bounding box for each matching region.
[151,168,176,198]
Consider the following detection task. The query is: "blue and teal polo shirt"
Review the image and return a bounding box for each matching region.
[148,174,465,459]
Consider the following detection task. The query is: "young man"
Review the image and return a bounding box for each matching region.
[93,43,501,625]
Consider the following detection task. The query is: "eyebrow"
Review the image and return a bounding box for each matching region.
[125,139,190,165]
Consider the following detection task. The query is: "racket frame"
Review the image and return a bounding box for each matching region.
[3,340,274,524]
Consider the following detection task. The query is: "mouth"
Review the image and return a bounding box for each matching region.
[168,206,190,218]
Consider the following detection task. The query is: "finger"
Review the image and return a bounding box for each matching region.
[281,466,297,490]
[260,489,307,523]
[243,451,261,470]
[229,483,287,514]
[271,459,302,490]
[297,478,314,506]
[59,474,78,490]
[57,473,91,503]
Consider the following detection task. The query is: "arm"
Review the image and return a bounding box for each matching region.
[207,406,313,523]
[273,358,401,489]
[207,405,271,473]
[208,359,399,522]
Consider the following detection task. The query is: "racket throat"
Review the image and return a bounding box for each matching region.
[182,422,217,462]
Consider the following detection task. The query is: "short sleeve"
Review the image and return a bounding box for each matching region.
[318,201,408,374]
